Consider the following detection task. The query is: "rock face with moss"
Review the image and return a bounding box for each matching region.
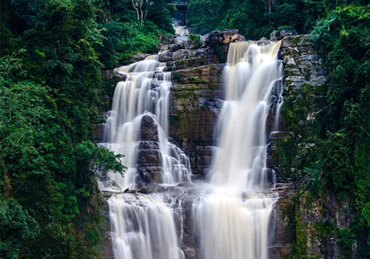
[169,64,223,177]
[272,184,353,259]
[270,35,355,258]
[279,35,327,135]
[271,34,327,258]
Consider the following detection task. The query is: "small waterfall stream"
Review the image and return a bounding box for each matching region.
[101,40,283,259]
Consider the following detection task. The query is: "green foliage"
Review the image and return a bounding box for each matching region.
[311,3,370,213]
[188,0,267,39]
[0,0,161,256]
[263,2,370,257]
[338,228,356,253]
[97,20,162,67]
[147,0,175,34]
[0,198,39,258]
[189,33,201,45]
[283,3,370,257]
[187,0,327,39]
[213,45,227,63]
[187,0,367,40]
[92,0,174,68]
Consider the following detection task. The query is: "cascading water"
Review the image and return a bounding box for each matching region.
[109,193,185,259]
[102,38,283,259]
[173,19,189,36]
[100,56,192,259]
[99,56,192,191]
[193,41,283,259]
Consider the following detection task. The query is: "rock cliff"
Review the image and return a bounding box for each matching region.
[169,64,223,178]
[270,35,353,259]
[98,31,352,259]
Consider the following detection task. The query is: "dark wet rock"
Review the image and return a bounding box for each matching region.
[100,200,115,259]
[138,187,153,194]
[206,29,245,45]
[173,49,197,61]
[137,166,163,184]
[270,35,343,259]
[280,35,327,130]
[200,33,210,46]
[138,148,162,166]
[171,64,221,85]
[271,185,352,259]
[160,34,175,44]
[158,51,173,62]
[280,30,297,38]
[136,116,163,184]
[115,72,127,81]
[140,115,159,141]
[267,131,294,183]
[169,64,223,177]
[169,43,181,52]
[168,56,207,71]
[94,123,104,141]
[130,53,152,63]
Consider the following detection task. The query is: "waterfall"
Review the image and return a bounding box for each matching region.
[99,56,192,191]
[103,39,283,259]
[100,56,191,259]
[193,41,282,259]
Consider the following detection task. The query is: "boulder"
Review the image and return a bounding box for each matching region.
[160,34,174,44]
[129,53,152,63]
[169,44,181,52]
[115,72,127,81]
[172,49,197,61]
[280,30,297,38]
[158,51,173,62]
[174,35,189,47]
[137,117,163,184]
[206,29,245,45]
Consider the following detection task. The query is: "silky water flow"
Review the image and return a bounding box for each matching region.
[193,41,283,259]
[102,40,283,259]
[99,56,191,259]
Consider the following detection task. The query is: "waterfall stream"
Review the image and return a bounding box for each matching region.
[99,58,192,192]
[101,40,283,259]
[193,41,282,259]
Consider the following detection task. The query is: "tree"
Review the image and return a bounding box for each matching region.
[132,0,150,25]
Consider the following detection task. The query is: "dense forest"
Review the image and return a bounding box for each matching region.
[0,0,174,258]
[1,0,370,258]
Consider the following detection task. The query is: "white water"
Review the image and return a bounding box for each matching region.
[175,25,189,36]
[109,194,185,259]
[101,56,192,259]
[104,40,283,259]
[193,41,282,259]
[99,56,191,191]
[173,19,189,36]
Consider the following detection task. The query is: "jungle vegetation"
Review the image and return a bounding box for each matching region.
[0,0,174,258]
